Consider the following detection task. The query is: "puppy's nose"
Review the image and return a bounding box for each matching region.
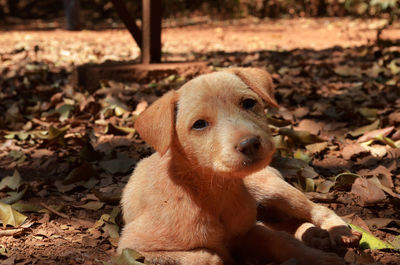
[236,137,261,156]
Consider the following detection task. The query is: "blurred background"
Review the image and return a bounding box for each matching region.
[0,0,398,30]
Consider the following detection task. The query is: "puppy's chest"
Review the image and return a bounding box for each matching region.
[213,187,257,239]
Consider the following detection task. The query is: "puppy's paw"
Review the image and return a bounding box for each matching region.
[328,225,361,248]
[295,223,331,250]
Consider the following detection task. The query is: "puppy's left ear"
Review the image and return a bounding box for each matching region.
[228,68,278,108]
[134,90,177,155]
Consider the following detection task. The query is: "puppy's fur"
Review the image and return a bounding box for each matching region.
[118,68,360,265]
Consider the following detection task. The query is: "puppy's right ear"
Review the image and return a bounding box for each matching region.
[134,90,177,155]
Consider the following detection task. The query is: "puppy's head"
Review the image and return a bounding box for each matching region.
[135,68,277,178]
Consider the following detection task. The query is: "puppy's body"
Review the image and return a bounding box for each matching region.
[118,69,360,265]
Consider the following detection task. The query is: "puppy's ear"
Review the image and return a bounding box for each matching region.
[228,68,278,108]
[134,90,177,155]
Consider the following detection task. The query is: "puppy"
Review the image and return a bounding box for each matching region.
[118,68,360,265]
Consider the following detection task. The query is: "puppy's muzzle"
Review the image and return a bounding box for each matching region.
[236,136,261,158]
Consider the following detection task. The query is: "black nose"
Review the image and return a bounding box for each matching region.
[236,137,261,156]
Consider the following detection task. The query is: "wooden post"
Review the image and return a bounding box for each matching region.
[142,0,162,64]
[111,0,143,48]
[63,0,81,30]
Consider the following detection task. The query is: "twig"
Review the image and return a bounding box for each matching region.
[39,202,70,219]
[0,228,24,236]
[31,118,51,127]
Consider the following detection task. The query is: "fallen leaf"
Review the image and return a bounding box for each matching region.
[334,66,363,77]
[358,107,378,121]
[105,123,135,136]
[390,235,400,249]
[349,224,394,250]
[293,150,312,163]
[344,248,375,264]
[11,201,42,213]
[297,176,315,192]
[113,248,147,265]
[0,185,28,204]
[132,101,148,116]
[362,144,387,158]
[316,180,335,193]
[48,125,70,145]
[342,144,369,160]
[350,178,386,205]
[306,142,328,155]
[99,154,135,174]
[63,161,99,185]
[358,165,393,188]
[75,201,105,211]
[0,170,22,191]
[357,126,394,143]
[369,176,400,199]
[0,202,27,227]
[271,157,318,179]
[279,128,324,145]
[266,114,291,127]
[334,172,360,188]
[365,218,397,231]
[348,120,380,138]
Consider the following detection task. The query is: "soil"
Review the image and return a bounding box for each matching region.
[0,17,400,265]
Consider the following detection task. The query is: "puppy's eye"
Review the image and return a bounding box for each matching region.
[192,120,208,130]
[242,98,257,110]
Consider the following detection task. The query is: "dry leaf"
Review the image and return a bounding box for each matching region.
[350,178,386,205]
[0,202,27,227]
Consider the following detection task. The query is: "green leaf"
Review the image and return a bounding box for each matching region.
[389,235,400,249]
[0,170,22,191]
[48,125,70,145]
[0,201,27,227]
[294,150,312,163]
[0,185,28,204]
[7,150,24,160]
[279,128,324,145]
[349,224,394,250]
[266,114,291,127]
[297,176,315,192]
[11,201,42,213]
[56,104,74,122]
[105,123,135,136]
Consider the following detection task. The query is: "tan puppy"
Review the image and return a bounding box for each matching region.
[118,68,360,265]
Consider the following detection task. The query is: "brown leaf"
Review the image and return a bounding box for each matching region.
[358,165,393,188]
[63,161,99,185]
[75,201,105,211]
[342,144,369,160]
[365,218,398,231]
[350,178,386,206]
[132,101,148,116]
[357,126,394,143]
[306,142,328,155]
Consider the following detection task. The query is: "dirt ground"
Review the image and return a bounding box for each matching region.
[0,17,400,264]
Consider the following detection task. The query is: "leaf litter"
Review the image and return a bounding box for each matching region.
[1,17,400,264]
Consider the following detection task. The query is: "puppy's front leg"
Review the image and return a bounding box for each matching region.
[235,224,345,265]
[245,167,360,248]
